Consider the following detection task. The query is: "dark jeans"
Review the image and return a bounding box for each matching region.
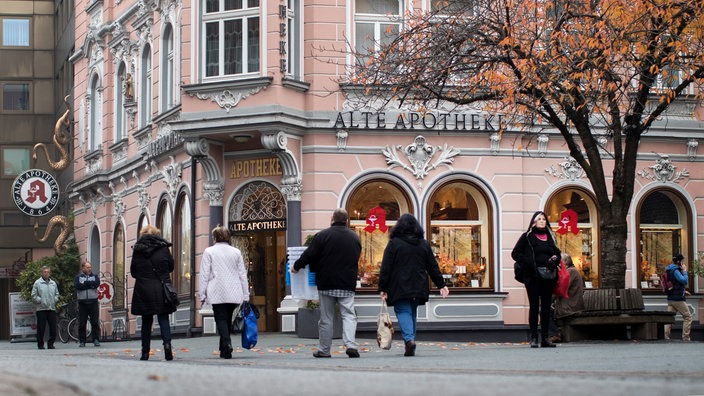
[140,313,172,352]
[525,277,555,339]
[36,310,57,346]
[78,301,100,343]
[212,303,238,351]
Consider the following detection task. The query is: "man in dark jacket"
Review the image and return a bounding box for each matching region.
[292,208,362,358]
[664,253,692,341]
[74,261,101,347]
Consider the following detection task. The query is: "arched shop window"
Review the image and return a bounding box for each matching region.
[427,181,493,289]
[174,193,192,295]
[156,199,174,283]
[113,223,125,310]
[137,213,149,238]
[546,188,599,288]
[347,179,412,289]
[637,190,692,291]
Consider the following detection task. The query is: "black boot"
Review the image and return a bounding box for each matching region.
[220,342,233,359]
[541,338,556,348]
[140,349,149,360]
[164,343,173,361]
[530,338,539,348]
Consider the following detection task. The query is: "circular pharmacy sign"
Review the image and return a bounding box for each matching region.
[12,169,60,216]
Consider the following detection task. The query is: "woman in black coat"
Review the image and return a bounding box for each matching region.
[378,213,449,357]
[511,211,561,348]
[131,225,176,361]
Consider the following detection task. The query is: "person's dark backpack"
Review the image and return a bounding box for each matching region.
[661,269,674,294]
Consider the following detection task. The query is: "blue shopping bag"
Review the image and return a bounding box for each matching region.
[241,301,259,349]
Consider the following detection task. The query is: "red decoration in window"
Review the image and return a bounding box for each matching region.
[556,209,580,235]
[364,206,388,233]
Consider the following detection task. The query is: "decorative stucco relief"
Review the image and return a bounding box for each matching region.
[161,156,183,201]
[194,87,265,113]
[638,155,690,183]
[382,135,460,180]
[687,139,698,160]
[546,157,585,180]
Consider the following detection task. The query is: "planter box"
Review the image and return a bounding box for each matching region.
[295,308,342,339]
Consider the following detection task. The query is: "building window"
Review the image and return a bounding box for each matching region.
[3,83,30,111]
[2,18,30,47]
[347,179,412,289]
[88,75,101,151]
[428,181,492,289]
[116,63,127,141]
[354,0,401,69]
[140,45,152,128]
[161,25,174,111]
[156,200,174,285]
[137,213,149,238]
[637,190,691,291]
[203,0,260,78]
[174,194,192,294]
[546,188,599,288]
[113,223,125,310]
[2,147,30,177]
[284,0,301,79]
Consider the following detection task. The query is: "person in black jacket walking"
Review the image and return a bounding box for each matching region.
[512,211,561,348]
[131,225,177,361]
[292,208,362,358]
[378,213,449,357]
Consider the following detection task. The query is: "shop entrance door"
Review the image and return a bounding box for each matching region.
[233,230,286,332]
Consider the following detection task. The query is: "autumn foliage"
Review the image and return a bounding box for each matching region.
[349,0,704,288]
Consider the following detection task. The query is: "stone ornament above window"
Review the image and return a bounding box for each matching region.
[194,87,265,113]
[638,154,690,183]
[382,135,460,180]
[545,157,585,180]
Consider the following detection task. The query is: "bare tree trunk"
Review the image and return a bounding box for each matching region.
[599,218,628,289]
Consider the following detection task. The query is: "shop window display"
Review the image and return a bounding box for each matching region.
[348,180,410,289]
[637,190,690,291]
[546,189,599,288]
[428,181,491,289]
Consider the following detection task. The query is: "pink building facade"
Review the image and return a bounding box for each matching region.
[70,0,703,338]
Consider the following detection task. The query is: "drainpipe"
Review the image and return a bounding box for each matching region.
[189,156,197,337]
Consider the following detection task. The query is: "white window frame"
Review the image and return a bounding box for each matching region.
[140,45,152,128]
[88,74,102,151]
[353,0,402,68]
[115,62,127,141]
[161,24,174,112]
[202,0,261,79]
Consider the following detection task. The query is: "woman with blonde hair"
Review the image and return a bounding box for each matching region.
[131,225,176,361]
[199,225,250,359]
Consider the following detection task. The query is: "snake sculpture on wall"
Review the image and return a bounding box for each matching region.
[32,95,72,255]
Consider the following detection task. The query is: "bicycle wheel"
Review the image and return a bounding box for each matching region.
[58,318,70,343]
[68,318,91,342]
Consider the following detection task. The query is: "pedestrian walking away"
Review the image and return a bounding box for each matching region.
[378,213,449,357]
[292,208,362,358]
[512,211,561,348]
[664,253,692,341]
[31,266,60,350]
[130,225,177,361]
[74,260,101,347]
[199,225,250,359]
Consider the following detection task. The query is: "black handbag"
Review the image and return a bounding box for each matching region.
[162,280,180,308]
[231,304,244,333]
[153,267,179,308]
[536,266,556,280]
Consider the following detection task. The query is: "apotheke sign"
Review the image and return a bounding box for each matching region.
[12,169,60,216]
[334,110,506,131]
[229,219,287,232]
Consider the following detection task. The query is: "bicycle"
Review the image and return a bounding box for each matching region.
[58,302,104,343]
[57,302,78,344]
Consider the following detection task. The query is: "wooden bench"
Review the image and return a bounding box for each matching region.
[557,288,675,342]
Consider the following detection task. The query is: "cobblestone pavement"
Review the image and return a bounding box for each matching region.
[1,333,703,396]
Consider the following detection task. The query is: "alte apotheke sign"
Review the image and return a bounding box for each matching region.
[12,169,60,216]
[334,110,506,131]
